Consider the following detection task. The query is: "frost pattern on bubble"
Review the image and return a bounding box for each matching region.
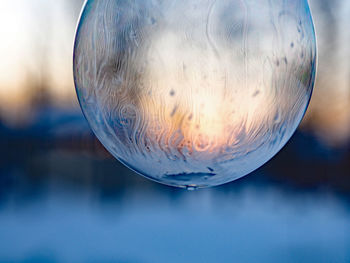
[74,0,316,188]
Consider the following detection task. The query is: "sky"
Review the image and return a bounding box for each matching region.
[0,0,83,111]
[0,0,349,146]
[304,0,350,145]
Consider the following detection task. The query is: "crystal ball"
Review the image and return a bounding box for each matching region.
[74,0,316,189]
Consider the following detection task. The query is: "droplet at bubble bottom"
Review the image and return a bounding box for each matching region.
[74,0,316,189]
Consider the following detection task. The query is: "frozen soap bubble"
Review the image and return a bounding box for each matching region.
[74,0,316,189]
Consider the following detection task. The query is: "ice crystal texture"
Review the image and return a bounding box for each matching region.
[74,0,316,188]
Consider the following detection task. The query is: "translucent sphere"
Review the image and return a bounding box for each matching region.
[74,0,316,189]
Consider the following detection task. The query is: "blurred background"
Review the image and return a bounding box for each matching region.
[0,0,349,262]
